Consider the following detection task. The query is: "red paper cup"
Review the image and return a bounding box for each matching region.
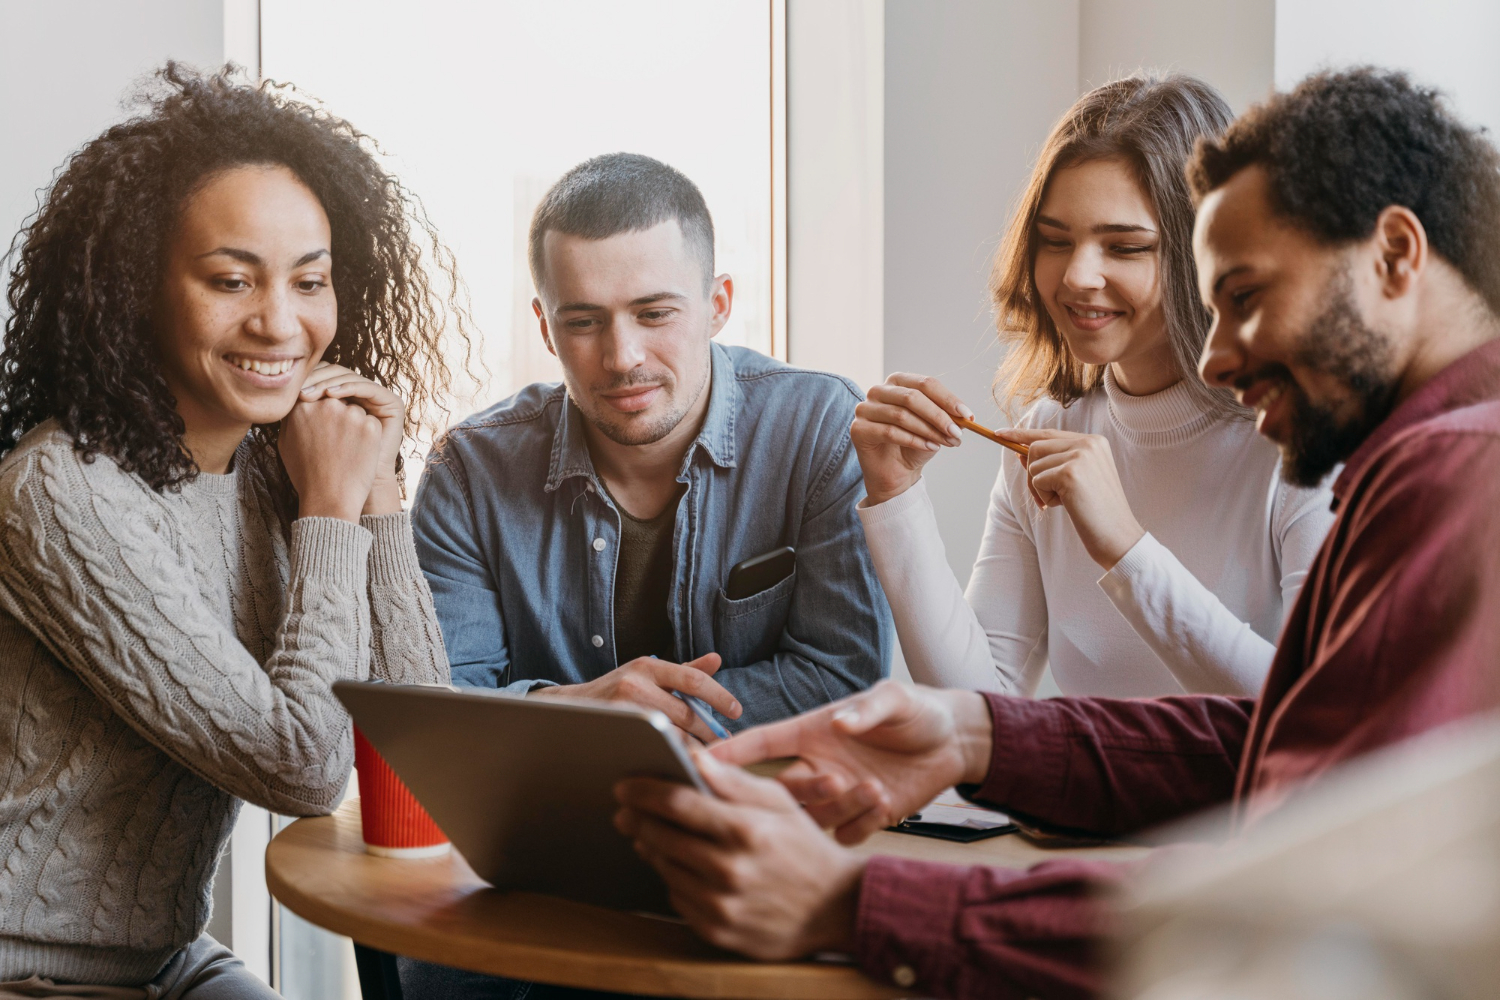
[353,727,451,858]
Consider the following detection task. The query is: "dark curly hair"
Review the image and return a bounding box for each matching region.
[1187,68,1500,314]
[1,62,471,516]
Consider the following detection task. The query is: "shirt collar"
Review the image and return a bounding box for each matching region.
[1332,336,1500,506]
[544,342,740,492]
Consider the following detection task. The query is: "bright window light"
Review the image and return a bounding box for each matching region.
[256,6,777,993]
[262,0,777,423]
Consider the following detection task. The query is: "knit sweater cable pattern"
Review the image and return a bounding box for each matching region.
[0,423,449,985]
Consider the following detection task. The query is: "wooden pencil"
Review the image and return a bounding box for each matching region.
[956,416,1030,457]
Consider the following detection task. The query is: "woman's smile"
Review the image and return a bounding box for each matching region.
[222,351,304,389]
[1062,303,1127,332]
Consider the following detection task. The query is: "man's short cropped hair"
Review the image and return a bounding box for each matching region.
[1187,68,1500,313]
[527,152,716,294]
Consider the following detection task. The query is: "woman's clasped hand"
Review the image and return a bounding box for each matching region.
[281,362,408,521]
[1002,426,1146,569]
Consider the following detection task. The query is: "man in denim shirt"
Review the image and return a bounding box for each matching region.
[411,153,892,749]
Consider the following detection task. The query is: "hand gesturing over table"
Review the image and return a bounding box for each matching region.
[612,682,999,960]
[709,680,995,844]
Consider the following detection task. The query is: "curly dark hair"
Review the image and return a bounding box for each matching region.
[1,61,471,515]
[1187,68,1500,314]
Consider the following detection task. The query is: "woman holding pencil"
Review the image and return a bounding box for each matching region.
[851,75,1334,698]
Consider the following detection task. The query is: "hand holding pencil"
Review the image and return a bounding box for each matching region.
[853,372,1147,571]
[852,372,1030,507]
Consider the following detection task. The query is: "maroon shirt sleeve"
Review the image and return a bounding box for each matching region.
[855,856,1129,999]
[850,693,1250,997]
[973,691,1253,837]
[1237,409,1500,819]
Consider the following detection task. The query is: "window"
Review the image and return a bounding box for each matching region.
[241,5,784,995]
[263,0,783,419]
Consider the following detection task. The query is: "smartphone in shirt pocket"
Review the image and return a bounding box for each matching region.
[714,547,796,667]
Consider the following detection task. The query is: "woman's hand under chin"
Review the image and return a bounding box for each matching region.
[296,362,408,516]
[280,363,407,521]
[998,427,1146,570]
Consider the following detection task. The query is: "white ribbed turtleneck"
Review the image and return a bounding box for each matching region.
[859,376,1337,697]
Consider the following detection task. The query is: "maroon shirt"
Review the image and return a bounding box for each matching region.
[854,339,1500,999]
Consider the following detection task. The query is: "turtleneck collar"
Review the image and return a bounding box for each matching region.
[1102,365,1217,447]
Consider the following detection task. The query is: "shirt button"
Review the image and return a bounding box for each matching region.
[591,635,604,648]
[593,537,607,552]
[891,965,916,988]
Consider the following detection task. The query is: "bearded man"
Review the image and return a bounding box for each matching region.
[613,69,1500,1000]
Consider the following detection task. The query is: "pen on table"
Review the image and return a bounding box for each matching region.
[955,416,1030,458]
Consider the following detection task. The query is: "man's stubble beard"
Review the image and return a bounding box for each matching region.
[581,345,713,448]
[1276,269,1401,487]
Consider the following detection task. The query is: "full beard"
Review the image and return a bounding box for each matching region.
[1274,273,1400,487]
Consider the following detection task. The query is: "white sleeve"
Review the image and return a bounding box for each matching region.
[1094,477,1334,697]
[858,470,1049,694]
[1096,533,1272,695]
[1269,476,1338,623]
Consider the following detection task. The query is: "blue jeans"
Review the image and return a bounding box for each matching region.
[396,958,640,1000]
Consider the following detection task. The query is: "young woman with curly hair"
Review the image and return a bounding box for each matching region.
[851,75,1335,699]
[0,64,465,997]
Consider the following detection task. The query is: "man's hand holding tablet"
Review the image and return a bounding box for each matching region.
[532,652,741,744]
[614,750,866,960]
[611,681,998,960]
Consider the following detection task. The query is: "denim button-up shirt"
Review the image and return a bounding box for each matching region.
[410,344,893,729]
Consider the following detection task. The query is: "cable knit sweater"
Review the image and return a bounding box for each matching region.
[0,421,450,986]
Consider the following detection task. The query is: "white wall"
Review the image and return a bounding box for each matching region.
[1080,0,1275,114]
[0,0,224,256]
[882,0,1081,594]
[1275,0,1500,137]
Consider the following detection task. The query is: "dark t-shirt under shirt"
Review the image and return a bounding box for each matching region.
[606,484,683,664]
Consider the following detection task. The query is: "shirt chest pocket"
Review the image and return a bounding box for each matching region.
[712,569,797,668]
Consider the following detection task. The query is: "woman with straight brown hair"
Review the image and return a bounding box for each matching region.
[850,74,1334,697]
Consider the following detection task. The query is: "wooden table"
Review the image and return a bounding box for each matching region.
[266,800,1146,999]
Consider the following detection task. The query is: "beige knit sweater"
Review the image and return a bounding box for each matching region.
[0,422,450,986]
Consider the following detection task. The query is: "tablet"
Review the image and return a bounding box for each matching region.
[333,680,705,915]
